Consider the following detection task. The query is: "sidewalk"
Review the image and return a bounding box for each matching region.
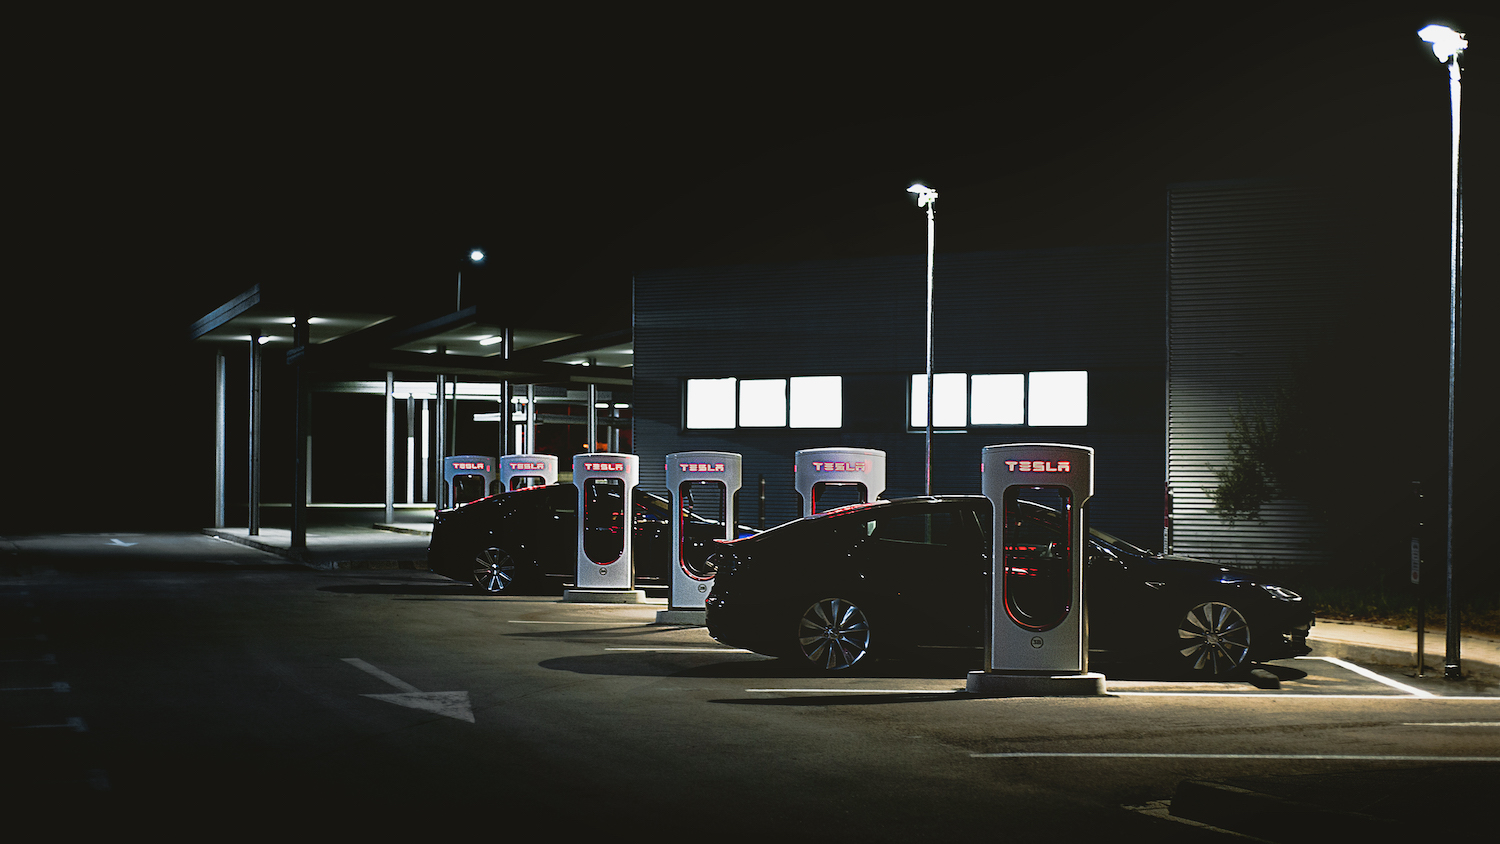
[1307,617,1499,683]
[202,503,434,569]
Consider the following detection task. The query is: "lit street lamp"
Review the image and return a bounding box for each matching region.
[909,182,938,496]
[459,247,486,310]
[1418,23,1467,681]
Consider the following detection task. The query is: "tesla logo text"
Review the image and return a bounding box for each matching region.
[1004,460,1070,473]
[508,462,546,471]
[678,462,726,473]
[583,462,625,472]
[450,462,490,471]
[810,461,868,473]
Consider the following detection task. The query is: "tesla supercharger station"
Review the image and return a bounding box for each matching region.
[443,455,495,507]
[566,453,645,603]
[794,447,886,517]
[967,443,1107,697]
[500,454,557,491]
[659,451,741,624]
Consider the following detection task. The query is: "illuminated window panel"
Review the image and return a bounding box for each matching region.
[789,376,842,428]
[1028,371,1088,426]
[970,373,1026,425]
[739,379,787,427]
[685,378,737,429]
[910,373,968,428]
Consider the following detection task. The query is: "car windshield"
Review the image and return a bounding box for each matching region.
[1088,527,1156,557]
[1005,498,1159,558]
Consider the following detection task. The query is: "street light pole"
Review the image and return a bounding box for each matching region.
[1418,24,1467,680]
[909,183,938,496]
[459,248,485,310]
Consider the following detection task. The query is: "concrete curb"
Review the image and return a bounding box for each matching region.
[1309,632,1499,682]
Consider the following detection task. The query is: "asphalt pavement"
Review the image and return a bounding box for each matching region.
[198,504,1500,685]
[197,505,1500,842]
[8,505,1495,842]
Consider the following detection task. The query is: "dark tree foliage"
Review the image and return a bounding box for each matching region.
[1208,374,1331,525]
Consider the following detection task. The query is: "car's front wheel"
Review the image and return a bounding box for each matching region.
[796,597,876,672]
[473,547,517,594]
[1173,600,1253,677]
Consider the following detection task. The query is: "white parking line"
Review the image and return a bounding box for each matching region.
[509,620,651,625]
[746,688,961,694]
[0,654,56,664]
[2,682,70,693]
[16,717,88,732]
[742,688,1497,700]
[1297,655,1435,697]
[970,752,1500,761]
[342,657,420,692]
[1111,692,1462,699]
[607,647,754,653]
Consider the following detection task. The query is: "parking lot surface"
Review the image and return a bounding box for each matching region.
[4,531,1496,839]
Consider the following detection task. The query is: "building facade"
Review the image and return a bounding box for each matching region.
[633,243,1168,547]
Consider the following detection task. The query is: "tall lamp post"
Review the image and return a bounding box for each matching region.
[459,248,486,310]
[1418,23,1467,680]
[909,183,938,496]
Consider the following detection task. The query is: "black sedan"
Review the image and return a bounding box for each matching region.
[704,495,1314,678]
[427,483,741,594]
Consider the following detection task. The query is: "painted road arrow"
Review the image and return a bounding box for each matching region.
[108,538,139,547]
[342,658,474,723]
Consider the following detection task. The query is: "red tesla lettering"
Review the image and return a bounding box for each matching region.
[812,461,867,473]
[1004,459,1072,473]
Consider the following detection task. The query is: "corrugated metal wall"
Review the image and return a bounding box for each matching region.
[1167,181,1343,568]
[634,244,1167,545]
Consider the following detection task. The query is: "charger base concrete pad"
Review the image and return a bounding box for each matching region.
[563,589,648,604]
[966,671,1107,697]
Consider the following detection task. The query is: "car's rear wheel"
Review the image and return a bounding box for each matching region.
[796,597,875,672]
[473,547,516,594]
[1174,600,1253,677]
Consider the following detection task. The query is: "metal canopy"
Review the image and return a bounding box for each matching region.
[190,284,633,385]
[192,284,635,547]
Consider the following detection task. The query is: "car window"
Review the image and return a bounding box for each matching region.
[634,491,669,524]
[867,511,959,546]
[1006,497,1065,548]
[550,485,577,516]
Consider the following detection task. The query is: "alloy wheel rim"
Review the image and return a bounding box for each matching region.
[473,549,514,593]
[1177,601,1251,675]
[798,598,872,670]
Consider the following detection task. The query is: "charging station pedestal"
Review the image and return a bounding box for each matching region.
[794,447,886,517]
[967,443,1106,697]
[565,453,646,604]
[658,452,741,625]
[500,454,557,491]
[443,455,496,507]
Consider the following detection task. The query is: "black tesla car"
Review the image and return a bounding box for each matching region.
[704,495,1313,678]
[427,483,742,593]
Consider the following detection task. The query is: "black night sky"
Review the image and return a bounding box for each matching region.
[5,4,1495,533]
